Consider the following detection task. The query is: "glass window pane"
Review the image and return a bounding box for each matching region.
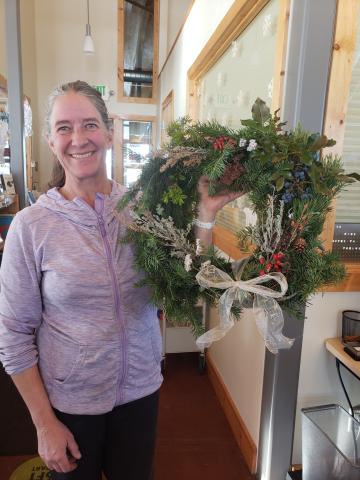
[123,0,154,99]
[335,8,360,224]
[197,0,280,234]
[122,120,152,187]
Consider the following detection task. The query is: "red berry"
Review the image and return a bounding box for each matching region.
[259,257,265,264]
[260,270,266,276]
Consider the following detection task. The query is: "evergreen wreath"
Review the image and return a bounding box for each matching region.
[117,99,358,349]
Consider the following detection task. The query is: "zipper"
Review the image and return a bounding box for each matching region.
[96,201,127,405]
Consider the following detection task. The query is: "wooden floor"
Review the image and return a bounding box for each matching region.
[0,353,255,480]
[154,353,255,480]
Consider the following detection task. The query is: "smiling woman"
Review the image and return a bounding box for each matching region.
[0,81,163,480]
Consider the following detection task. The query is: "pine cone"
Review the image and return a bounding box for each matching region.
[294,238,307,252]
[219,155,245,185]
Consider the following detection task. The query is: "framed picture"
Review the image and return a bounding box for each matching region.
[1,173,16,194]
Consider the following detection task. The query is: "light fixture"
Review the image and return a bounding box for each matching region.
[83,0,95,55]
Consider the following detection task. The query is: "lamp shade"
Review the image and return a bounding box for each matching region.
[83,34,95,54]
[83,23,95,54]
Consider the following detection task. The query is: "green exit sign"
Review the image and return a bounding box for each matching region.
[94,84,106,96]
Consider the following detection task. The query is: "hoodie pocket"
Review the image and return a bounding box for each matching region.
[38,326,85,385]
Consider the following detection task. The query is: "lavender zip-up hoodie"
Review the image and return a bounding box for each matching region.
[0,182,163,414]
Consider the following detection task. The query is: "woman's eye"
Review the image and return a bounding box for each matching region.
[85,123,98,130]
[57,126,70,134]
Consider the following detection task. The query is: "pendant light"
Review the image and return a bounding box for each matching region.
[83,0,95,55]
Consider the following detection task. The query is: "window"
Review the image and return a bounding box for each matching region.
[112,116,155,187]
[318,0,360,288]
[187,0,289,256]
[118,0,159,103]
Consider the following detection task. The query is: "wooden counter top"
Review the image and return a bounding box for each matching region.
[325,337,360,377]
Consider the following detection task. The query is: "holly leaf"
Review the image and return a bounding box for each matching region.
[275,177,285,191]
[240,118,259,128]
[309,135,331,151]
[251,98,271,125]
[344,172,360,182]
[301,153,314,166]
[272,154,286,163]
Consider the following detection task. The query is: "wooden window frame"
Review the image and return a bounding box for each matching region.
[117,0,159,104]
[161,89,174,145]
[112,114,156,185]
[0,74,7,90]
[321,0,360,291]
[186,0,290,259]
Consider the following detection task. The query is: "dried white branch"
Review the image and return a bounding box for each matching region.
[251,195,284,254]
[129,210,195,258]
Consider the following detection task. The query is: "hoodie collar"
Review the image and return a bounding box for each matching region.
[37,181,125,228]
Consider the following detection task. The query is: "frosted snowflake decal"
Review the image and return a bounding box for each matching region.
[231,40,242,58]
[217,72,227,88]
[236,90,250,107]
[263,14,276,37]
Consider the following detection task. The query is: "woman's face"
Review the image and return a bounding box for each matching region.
[47,92,113,184]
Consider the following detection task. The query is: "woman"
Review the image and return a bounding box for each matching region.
[0,81,240,479]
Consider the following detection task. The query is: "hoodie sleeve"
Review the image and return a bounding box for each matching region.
[0,213,42,375]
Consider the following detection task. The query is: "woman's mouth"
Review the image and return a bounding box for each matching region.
[69,151,95,159]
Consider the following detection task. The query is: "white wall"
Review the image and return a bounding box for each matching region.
[159,0,194,72]
[166,0,193,54]
[33,0,156,190]
[158,0,360,465]
[208,307,265,446]
[159,0,235,119]
[0,0,39,108]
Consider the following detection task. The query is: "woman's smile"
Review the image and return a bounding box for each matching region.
[68,151,95,159]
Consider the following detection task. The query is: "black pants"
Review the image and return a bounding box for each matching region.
[50,390,159,480]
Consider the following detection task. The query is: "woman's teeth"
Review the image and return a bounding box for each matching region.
[70,152,93,159]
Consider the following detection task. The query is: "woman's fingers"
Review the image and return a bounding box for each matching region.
[67,435,82,460]
[37,418,81,473]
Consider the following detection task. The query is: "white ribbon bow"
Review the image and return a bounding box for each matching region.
[195,258,295,354]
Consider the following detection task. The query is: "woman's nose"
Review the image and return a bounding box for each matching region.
[71,127,88,146]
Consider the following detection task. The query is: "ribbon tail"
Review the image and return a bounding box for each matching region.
[196,287,240,349]
[253,295,295,354]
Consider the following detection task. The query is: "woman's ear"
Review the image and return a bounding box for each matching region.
[46,133,56,154]
[107,129,114,148]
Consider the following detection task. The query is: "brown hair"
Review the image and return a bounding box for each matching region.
[46,81,112,189]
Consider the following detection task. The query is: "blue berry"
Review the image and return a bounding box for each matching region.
[282,192,294,203]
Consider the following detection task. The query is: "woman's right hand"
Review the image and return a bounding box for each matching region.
[37,417,81,473]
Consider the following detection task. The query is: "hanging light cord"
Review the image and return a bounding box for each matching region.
[87,0,90,25]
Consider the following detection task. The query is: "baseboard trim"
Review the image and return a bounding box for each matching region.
[206,353,257,474]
